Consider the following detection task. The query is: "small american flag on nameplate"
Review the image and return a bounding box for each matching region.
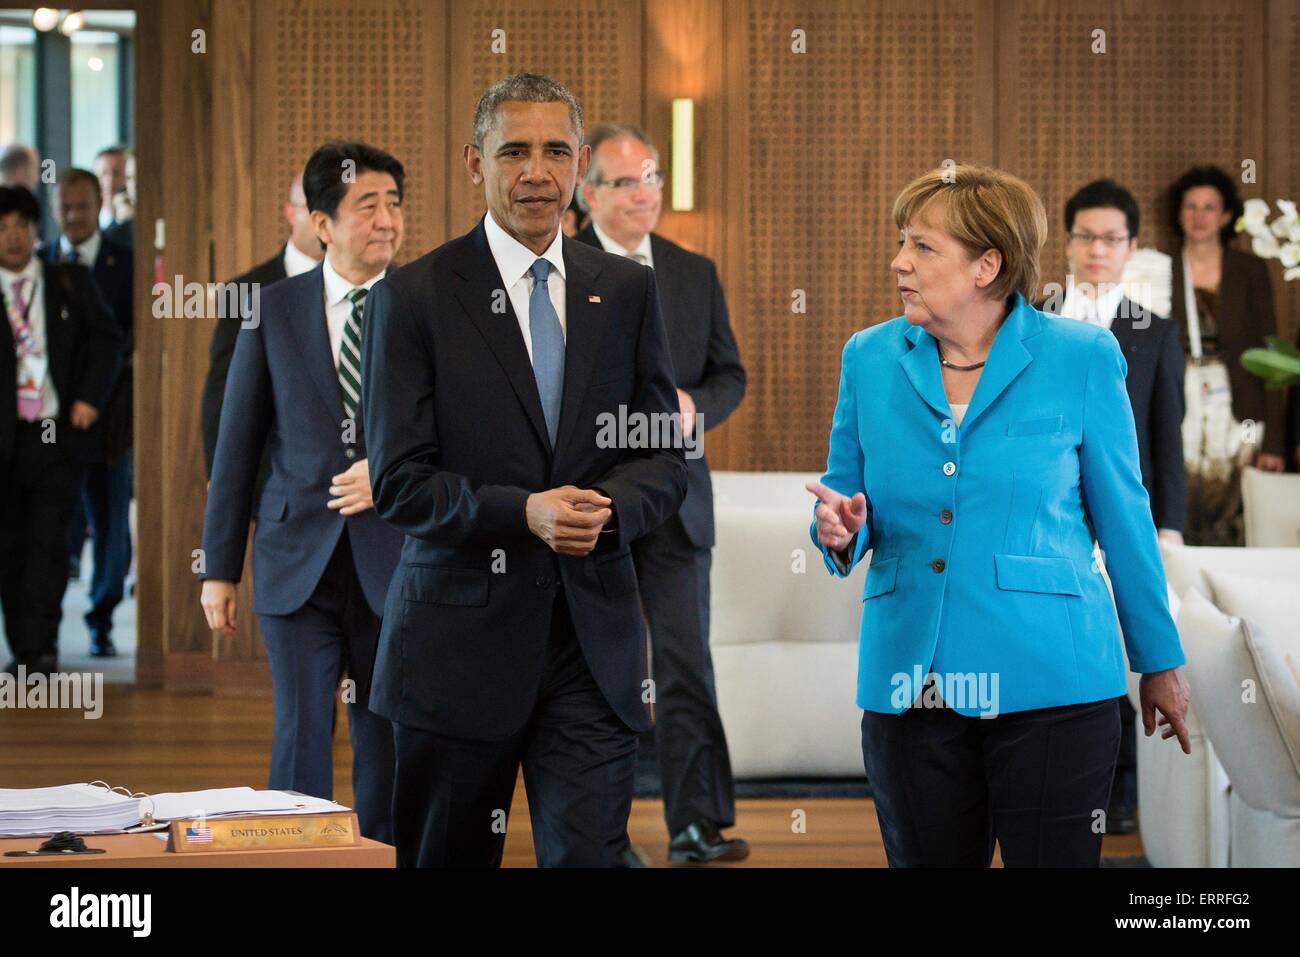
[186,825,212,844]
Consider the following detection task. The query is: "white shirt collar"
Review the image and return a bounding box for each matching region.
[484,209,565,287]
[0,255,41,289]
[590,220,652,266]
[1062,277,1127,327]
[321,254,385,307]
[59,231,101,266]
[283,240,321,278]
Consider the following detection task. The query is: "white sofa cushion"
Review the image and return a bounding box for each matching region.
[1201,570,1300,815]
[1161,545,1300,602]
[1177,587,1300,818]
[1240,467,1300,547]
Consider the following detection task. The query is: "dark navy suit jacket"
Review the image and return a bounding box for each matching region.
[1038,294,1186,532]
[201,263,402,622]
[576,226,745,548]
[360,218,688,740]
[43,234,134,460]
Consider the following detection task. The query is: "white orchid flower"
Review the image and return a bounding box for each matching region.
[1241,197,1271,234]
[1252,231,1281,258]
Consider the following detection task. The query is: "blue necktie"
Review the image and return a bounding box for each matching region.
[529,259,565,446]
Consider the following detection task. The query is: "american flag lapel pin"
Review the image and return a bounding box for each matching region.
[588,295,601,303]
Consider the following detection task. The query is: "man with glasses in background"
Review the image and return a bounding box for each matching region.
[1038,178,1186,836]
[577,123,748,864]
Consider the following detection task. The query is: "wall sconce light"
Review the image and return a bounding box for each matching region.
[671,98,695,212]
[31,8,60,31]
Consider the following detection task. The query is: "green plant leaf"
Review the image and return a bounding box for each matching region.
[1241,347,1300,387]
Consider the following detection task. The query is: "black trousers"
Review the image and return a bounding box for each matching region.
[1116,694,1136,772]
[257,530,395,843]
[860,693,1121,867]
[631,515,735,834]
[0,421,83,664]
[391,590,639,867]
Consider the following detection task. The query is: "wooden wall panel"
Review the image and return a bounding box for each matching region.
[158,0,217,690]
[999,0,1267,305]
[252,0,448,264]
[132,0,163,688]
[1275,0,1300,348]
[724,0,995,471]
[446,0,643,236]
[644,0,732,466]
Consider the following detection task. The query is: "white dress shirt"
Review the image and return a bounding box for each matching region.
[1,257,59,418]
[484,209,567,364]
[1060,279,1126,331]
[58,230,102,267]
[591,220,653,268]
[283,240,320,278]
[321,256,385,367]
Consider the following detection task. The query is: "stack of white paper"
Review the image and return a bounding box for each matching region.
[147,787,350,821]
[0,784,353,837]
[0,783,143,836]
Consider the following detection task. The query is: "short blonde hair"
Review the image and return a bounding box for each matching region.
[892,164,1047,304]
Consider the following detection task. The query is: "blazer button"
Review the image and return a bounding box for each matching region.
[343,447,356,460]
[534,575,552,589]
[931,558,946,573]
[939,508,953,524]
[943,461,957,476]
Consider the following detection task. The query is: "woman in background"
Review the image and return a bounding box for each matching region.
[1167,166,1285,545]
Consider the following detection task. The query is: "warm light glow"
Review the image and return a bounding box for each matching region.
[87,56,104,72]
[31,7,60,31]
[671,98,695,212]
[59,10,86,35]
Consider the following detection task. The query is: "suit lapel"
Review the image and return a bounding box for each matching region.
[286,265,344,424]
[958,296,1037,431]
[553,237,604,460]
[898,325,951,419]
[451,220,552,454]
[34,262,73,398]
[1109,298,1139,354]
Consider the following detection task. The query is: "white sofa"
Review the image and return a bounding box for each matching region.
[1178,571,1300,866]
[1241,467,1300,547]
[709,471,867,777]
[1143,545,1300,867]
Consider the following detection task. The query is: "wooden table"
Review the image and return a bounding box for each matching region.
[0,833,394,867]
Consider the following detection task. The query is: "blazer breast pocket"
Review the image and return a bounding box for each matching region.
[589,370,631,390]
[1006,415,1064,437]
[403,564,490,607]
[862,556,898,600]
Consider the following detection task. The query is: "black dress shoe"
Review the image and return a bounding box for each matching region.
[1107,767,1138,834]
[668,819,750,864]
[31,654,59,676]
[89,631,117,658]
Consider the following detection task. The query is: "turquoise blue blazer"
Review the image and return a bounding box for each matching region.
[811,292,1185,716]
